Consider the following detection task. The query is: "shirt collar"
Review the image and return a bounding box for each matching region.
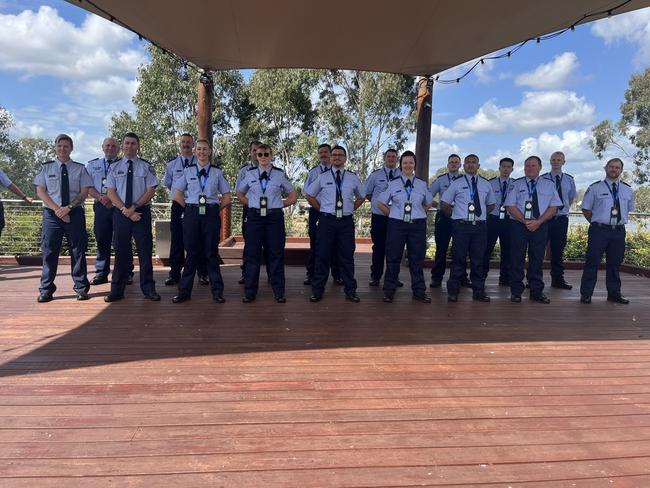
[56,158,70,166]
[605,177,620,185]
[550,170,563,177]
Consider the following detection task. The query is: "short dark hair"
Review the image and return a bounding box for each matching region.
[399,150,416,166]
[332,145,347,156]
[123,132,140,144]
[448,153,461,161]
[499,157,514,167]
[317,143,332,152]
[384,148,398,156]
[180,133,194,140]
[256,143,272,153]
[465,153,479,162]
[54,133,73,149]
[249,140,263,149]
[525,155,542,166]
[606,157,624,168]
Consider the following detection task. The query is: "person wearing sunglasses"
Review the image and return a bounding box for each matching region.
[236,144,297,303]
[376,151,433,303]
[305,145,365,303]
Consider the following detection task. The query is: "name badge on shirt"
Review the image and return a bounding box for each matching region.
[499,205,506,220]
[260,196,268,217]
[524,201,533,220]
[198,195,207,215]
[610,207,619,227]
[467,203,476,223]
[403,202,412,223]
[335,199,343,219]
[101,177,107,194]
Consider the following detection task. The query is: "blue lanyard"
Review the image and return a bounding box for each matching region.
[401,177,413,200]
[526,179,537,200]
[103,159,112,177]
[464,175,477,200]
[258,167,272,193]
[197,164,211,193]
[604,181,619,205]
[331,168,345,196]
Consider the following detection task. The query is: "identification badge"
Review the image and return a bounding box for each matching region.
[610,206,619,226]
[499,205,506,220]
[336,199,343,219]
[198,195,207,215]
[467,203,476,223]
[101,177,107,194]
[524,201,533,220]
[403,202,412,223]
[260,196,268,217]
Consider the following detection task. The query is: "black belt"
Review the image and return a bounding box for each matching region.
[453,219,486,225]
[592,222,625,230]
[320,212,353,219]
[551,214,569,219]
[250,208,283,215]
[186,203,220,208]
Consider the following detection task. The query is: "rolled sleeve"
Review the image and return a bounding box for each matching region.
[0,170,12,188]
[305,178,321,198]
[440,185,455,205]
[218,173,231,194]
[144,166,158,188]
[80,168,94,188]
[376,188,391,206]
[581,187,595,211]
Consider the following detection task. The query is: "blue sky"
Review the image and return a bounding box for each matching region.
[1,1,649,190]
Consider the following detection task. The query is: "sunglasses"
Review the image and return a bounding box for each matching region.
[256,152,270,157]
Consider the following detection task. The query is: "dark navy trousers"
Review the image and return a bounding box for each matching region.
[243,210,286,298]
[179,205,224,297]
[306,207,340,280]
[483,214,511,282]
[448,221,487,296]
[169,201,206,280]
[93,202,133,279]
[509,220,548,297]
[370,213,389,281]
[548,215,569,282]
[312,213,357,296]
[383,218,426,296]
[580,224,625,298]
[39,207,89,294]
[111,206,156,297]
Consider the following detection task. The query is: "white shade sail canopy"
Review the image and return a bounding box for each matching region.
[67,0,650,75]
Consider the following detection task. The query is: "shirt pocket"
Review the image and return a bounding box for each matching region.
[45,174,60,194]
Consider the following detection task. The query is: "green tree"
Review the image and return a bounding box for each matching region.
[317,70,416,178]
[635,186,650,213]
[590,68,650,183]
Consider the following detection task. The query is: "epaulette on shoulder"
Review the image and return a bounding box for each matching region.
[42,160,55,165]
[414,176,426,184]
[489,176,497,181]
[272,165,285,172]
[88,157,100,163]
[167,157,177,164]
[565,173,574,178]
[247,165,257,171]
[210,164,219,169]
[513,176,525,181]
[390,175,401,181]
[435,172,448,180]
[71,160,85,166]
[187,163,198,168]
[589,180,601,187]
[479,175,489,181]
[346,170,357,175]
[140,158,151,164]
[621,181,631,187]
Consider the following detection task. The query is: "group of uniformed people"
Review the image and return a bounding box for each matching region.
[0,131,636,305]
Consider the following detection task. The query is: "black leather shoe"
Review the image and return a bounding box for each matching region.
[413,294,431,303]
[104,294,123,303]
[429,281,442,289]
[309,295,322,303]
[303,277,312,285]
[242,295,256,303]
[461,279,473,288]
[525,282,530,289]
[552,281,573,290]
[397,280,404,287]
[383,295,393,303]
[473,293,491,302]
[530,294,551,304]
[369,279,380,287]
[580,295,592,304]
[164,277,177,286]
[238,276,245,285]
[199,275,210,286]
[214,295,226,303]
[172,295,190,303]
[345,293,361,302]
[510,295,522,303]
[37,292,53,303]
[275,295,286,303]
[447,294,458,302]
[144,293,161,301]
[334,278,344,286]
[76,291,90,301]
[90,276,108,286]
[608,295,630,304]
[126,275,134,285]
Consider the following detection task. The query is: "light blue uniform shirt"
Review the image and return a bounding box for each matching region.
[441,174,495,221]
[488,177,513,217]
[0,169,12,189]
[303,163,331,199]
[582,179,635,225]
[542,171,577,216]
[305,168,364,216]
[238,165,294,209]
[364,166,401,215]
[376,176,432,220]
[33,159,93,209]
[86,157,119,194]
[504,176,562,217]
[105,157,158,205]
[235,162,257,193]
[163,155,195,198]
[428,172,461,199]
[172,163,231,204]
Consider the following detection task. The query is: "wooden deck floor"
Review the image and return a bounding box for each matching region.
[1,257,650,487]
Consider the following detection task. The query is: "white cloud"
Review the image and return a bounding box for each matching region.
[515,52,579,90]
[453,91,595,134]
[591,7,650,66]
[430,123,471,140]
[0,6,144,102]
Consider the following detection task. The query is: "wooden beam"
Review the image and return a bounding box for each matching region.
[414,76,433,182]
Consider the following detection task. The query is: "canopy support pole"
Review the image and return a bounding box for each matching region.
[415,75,433,181]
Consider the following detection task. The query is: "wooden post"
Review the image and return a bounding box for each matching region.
[415,76,433,181]
[198,70,231,241]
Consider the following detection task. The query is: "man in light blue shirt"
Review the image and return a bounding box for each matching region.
[235,140,261,284]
